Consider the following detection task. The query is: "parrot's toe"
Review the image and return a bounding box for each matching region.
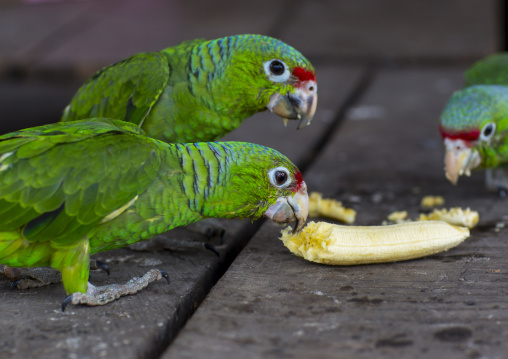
[90,260,110,275]
[203,243,220,257]
[4,266,62,289]
[61,269,169,310]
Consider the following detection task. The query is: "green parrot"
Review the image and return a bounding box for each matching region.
[0,119,309,309]
[439,53,508,194]
[61,34,318,143]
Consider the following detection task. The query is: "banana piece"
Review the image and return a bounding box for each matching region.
[280,220,470,265]
[418,207,479,229]
[309,192,356,224]
[387,211,408,223]
[420,195,445,208]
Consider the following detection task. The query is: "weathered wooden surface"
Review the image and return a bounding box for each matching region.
[0,0,500,80]
[162,70,508,359]
[0,0,505,358]
[280,0,501,61]
[0,65,362,359]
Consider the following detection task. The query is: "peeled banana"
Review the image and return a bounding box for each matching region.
[280,220,470,265]
[308,192,356,224]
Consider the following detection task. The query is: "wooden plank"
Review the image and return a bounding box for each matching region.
[0,0,91,60]
[280,0,500,61]
[162,68,508,359]
[0,0,113,77]
[36,0,298,78]
[4,0,498,80]
[0,66,364,358]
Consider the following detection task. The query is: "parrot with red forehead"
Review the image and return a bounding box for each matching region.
[439,53,508,194]
[61,34,317,142]
[0,119,309,309]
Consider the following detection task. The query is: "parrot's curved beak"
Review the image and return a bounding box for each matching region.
[443,138,481,185]
[267,81,318,129]
[264,181,309,233]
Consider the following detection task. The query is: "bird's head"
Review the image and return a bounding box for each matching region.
[439,85,508,185]
[262,165,309,233]
[221,35,317,129]
[219,142,309,233]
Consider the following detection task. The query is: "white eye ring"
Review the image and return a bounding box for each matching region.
[263,59,291,83]
[268,166,292,188]
[480,122,496,141]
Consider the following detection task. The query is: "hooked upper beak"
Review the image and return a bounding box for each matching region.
[263,181,309,233]
[443,138,481,185]
[267,81,318,129]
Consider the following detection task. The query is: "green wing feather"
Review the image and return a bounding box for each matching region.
[0,118,303,295]
[0,119,161,293]
[465,53,508,86]
[61,53,170,127]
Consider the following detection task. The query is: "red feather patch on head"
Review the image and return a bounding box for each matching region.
[439,125,480,141]
[292,171,304,192]
[293,67,315,82]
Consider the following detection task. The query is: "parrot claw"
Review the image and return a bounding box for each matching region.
[61,294,73,312]
[90,260,110,275]
[219,230,226,245]
[498,187,507,199]
[10,280,21,290]
[203,243,220,257]
[159,270,170,285]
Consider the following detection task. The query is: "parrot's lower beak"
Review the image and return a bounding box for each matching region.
[264,181,309,233]
[267,81,318,129]
[443,138,481,185]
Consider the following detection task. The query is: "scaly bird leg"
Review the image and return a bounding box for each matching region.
[485,168,508,198]
[4,266,62,289]
[4,260,110,290]
[62,269,169,311]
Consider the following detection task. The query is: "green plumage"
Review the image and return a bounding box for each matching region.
[465,53,508,86]
[61,34,315,143]
[0,119,301,294]
[440,54,508,170]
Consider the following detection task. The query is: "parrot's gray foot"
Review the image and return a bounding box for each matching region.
[4,266,62,290]
[498,187,507,199]
[62,269,169,311]
[485,169,508,198]
[5,260,110,290]
[185,219,226,244]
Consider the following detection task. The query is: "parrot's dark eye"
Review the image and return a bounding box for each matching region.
[480,122,496,141]
[263,59,290,83]
[269,60,285,76]
[274,170,288,185]
[268,166,292,187]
